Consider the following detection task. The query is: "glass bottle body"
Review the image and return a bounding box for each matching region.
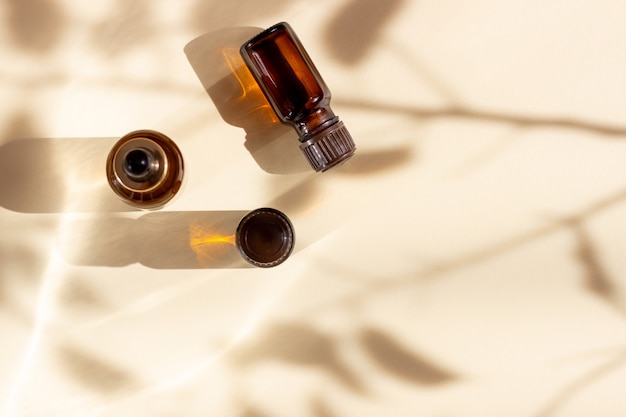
[241,22,355,171]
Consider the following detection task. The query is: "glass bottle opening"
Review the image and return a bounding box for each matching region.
[123,148,159,182]
[106,130,184,209]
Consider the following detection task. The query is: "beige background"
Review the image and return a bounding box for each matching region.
[2,0,626,416]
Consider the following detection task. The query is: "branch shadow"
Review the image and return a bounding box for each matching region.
[422,189,626,313]
[335,99,626,138]
[305,187,626,319]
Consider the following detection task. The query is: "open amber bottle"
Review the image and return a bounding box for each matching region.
[106,130,184,209]
[240,22,356,172]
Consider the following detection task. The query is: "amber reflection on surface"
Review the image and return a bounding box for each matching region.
[189,221,237,265]
[185,28,307,174]
[217,46,281,130]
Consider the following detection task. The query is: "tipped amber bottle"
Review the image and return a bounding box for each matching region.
[240,22,356,172]
[106,130,184,209]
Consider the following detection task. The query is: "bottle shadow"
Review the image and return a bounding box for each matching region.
[0,136,136,213]
[184,26,416,177]
[184,27,310,175]
[60,210,274,269]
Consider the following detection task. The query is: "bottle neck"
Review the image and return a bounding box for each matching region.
[294,107,338,139]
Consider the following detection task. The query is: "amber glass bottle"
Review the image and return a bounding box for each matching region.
[240,22,356,172]
[106,130,184,209]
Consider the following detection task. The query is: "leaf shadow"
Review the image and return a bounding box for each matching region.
[231,322,365,393]
[565,219,624,315]
[4,0,66,53]
[323,0,407,65]
[188,0,292,34]
[240,408,273,417]
[89,0,154,57]
[359,327,458,385]
[311,397,341,417]
[304,188,626,328]
[57,345,139,395]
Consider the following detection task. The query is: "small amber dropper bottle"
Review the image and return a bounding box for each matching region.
[240,22,356,172]
[106,130,184,209]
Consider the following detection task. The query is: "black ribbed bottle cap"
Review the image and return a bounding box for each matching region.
[299,121,356,172]
[236,208,295,268]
